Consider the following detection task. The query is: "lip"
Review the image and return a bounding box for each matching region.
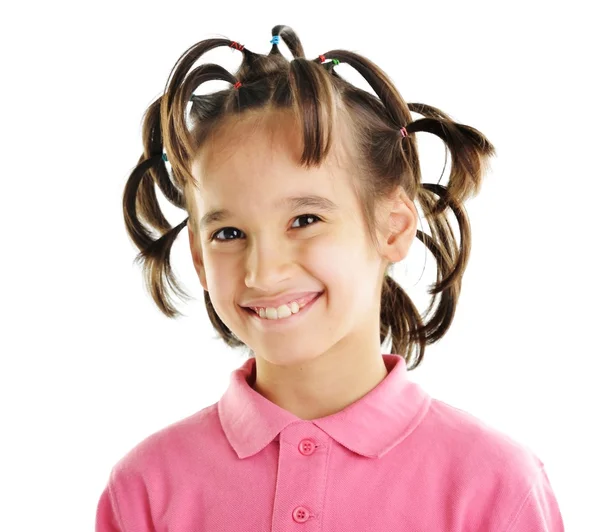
[242,291,322,310]
[243,291,323,329]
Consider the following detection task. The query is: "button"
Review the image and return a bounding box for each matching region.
[298,438,316,455]
[292,506,311,522]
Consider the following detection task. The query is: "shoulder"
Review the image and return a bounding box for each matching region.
[96,403,224,525]
[418,398,552,530]
[425,397,545,474]
[110,402,221,477]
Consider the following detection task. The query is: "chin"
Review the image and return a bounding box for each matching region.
[254,348,324,368]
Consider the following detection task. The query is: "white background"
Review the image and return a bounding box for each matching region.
[1,1,597,530]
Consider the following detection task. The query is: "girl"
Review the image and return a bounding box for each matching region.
[96,25,564,531]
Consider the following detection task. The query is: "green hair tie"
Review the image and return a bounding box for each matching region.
[332,59,340,65]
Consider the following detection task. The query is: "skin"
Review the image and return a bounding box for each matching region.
[187,108,418,421]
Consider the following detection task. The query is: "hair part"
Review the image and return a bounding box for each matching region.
[122,24,496,370]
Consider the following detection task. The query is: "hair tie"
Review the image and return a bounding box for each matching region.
[400,127,408,138]
[318,55,339,66]
[233,81,242,89]
[230,41,245,51]
[162,153,168,162]
[270,36,280,45]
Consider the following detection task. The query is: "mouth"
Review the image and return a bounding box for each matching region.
[241,291,323,328]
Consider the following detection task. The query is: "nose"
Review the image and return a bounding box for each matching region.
[244,238,294,289]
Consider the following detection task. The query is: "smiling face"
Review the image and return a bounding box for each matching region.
[186,108,397,368]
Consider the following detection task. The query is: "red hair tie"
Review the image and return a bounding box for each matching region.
[230,41,245,51]
[233,81,242,89]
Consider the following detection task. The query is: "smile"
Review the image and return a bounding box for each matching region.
[243,292,323,328]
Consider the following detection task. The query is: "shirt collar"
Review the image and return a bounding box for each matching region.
[218,354,431,459]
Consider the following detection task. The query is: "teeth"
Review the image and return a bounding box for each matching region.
[258,301,300,320]
[248,293,321,320]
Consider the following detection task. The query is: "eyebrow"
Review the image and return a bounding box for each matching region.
[199,194,339,230]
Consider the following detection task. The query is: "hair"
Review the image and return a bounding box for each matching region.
[122,24,496,371]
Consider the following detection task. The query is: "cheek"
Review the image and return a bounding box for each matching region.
[202,255,237,294]
[305,237,355,279]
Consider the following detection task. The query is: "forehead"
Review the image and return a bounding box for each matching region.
[194,110,302,175]
[189,109,357,214]
[192,109,353,176]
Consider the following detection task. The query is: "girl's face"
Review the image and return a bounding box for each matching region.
[187,110,407,368]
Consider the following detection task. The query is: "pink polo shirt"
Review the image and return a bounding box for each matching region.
[95,354,564,531]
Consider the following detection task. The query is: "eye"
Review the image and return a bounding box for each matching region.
[209,214,323,242]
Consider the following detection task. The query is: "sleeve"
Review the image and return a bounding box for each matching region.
[95,483,124,532]
[505,466,565,532]
[95,465,156,532]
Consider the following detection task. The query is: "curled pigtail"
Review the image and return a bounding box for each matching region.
[317,49,408,129]
[122,97,191,317]
[377,184,468,368]
[165,62,237,178]
[408,102,495,211]
[123,155,163,252]
[123,96,184,254]
[141,97,185,210]
[122,149,192,318]
[134,218,193,318]
[161,38,249,110]
[380,274,427,368]
[269,24,306,58]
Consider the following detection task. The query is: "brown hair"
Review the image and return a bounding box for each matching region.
[122,24,496,370]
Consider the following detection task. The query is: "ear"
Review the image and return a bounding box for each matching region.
[377,185,418,264]
[188,223,209,292]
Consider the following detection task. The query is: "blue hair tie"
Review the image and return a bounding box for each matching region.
[270,35,280,45]
[162,153,168,162]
